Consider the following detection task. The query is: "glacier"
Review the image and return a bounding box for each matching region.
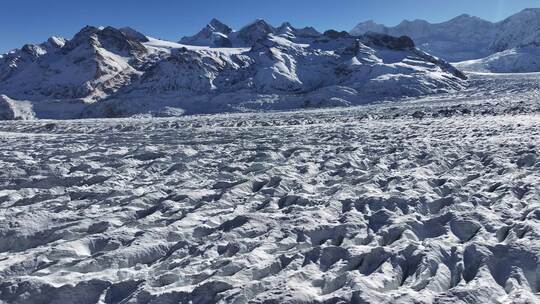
[0,71,539,303]
[0,12,539,304]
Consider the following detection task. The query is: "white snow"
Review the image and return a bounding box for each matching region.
[0,72,538,303]
[455,48,540,73]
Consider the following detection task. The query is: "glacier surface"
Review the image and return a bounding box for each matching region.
[0,73,538,303]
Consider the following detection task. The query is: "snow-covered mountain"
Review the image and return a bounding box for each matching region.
[0,26,146,102]
[490,8,540,52]
[0,20,466,120]
[179,19,321,47]
[352,15,497,62]
[351,8,540,72]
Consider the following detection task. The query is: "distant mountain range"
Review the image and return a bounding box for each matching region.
[351,8,540,71]
[0,20,466,120]
[179,19,321,47]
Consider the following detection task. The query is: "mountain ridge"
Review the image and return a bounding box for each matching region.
[0,20,466,120]
[351,8,540,63]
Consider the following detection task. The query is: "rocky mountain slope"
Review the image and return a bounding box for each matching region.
[351,8,540,72]
[0,21,466,120]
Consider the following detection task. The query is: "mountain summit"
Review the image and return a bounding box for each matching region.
[180,19,323,47]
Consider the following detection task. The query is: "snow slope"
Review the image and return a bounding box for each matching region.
[0,73,538,303]
[455,48,540,73]
[351,8,540,71]
[0,21,466,120]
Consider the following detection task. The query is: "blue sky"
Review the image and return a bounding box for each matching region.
[1,0,539,53]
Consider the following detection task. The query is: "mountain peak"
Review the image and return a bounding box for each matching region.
[350,20,387,36]
[207,18,232,34]
[398,19,429,26]
[179,19,233,47]
[241,19,274,31]
[46,36,66,48]
[455,13,472,18]
[279,22,293,29]
[361,20,381,25]
[237,19,276,44]
[0,18,468,118]
[63,25,147,56]
[65,25,101,49]
[119,27,149,42]
[74,25,100,37]
[209,18,224,25]
[446,13,487,24]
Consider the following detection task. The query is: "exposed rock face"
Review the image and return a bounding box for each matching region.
[236,19,276,45]
[180,18,324,47]
[119,27,150,43]
[277,22,320,39]
[0,25,145,104]
[324,29,351,39]
[361,32,415,50]
[63,25,147,56]
[179,18,233,47]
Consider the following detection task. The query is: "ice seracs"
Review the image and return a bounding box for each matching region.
[0,76,538,302]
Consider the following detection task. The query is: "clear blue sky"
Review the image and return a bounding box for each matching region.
[1,0,539,53]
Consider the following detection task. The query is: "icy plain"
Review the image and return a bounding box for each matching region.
[0,73,539,303]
